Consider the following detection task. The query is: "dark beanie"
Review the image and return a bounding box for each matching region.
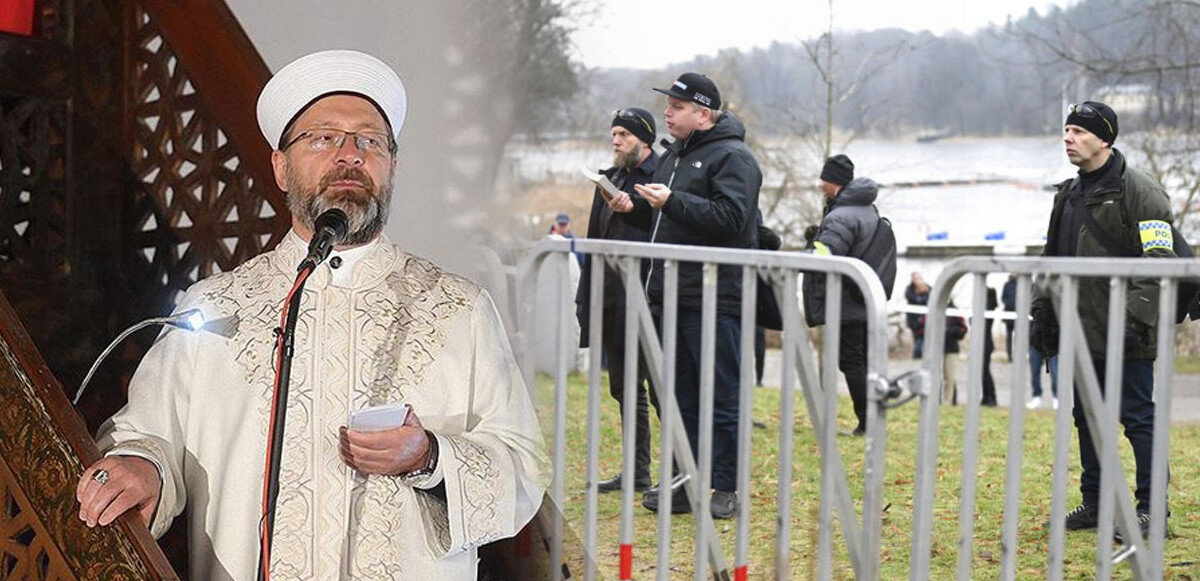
[1065,101,1118,145]
[820,154,854,186]
[611,107,656,146]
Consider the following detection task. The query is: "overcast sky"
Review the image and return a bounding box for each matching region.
[573,0,1075,69]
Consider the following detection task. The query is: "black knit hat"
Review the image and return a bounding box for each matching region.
[820,154,854,186]
[1065,101,1118,145]
[611,107,656,146]
[653,72,721,110]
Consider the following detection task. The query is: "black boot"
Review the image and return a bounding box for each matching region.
[597,473,650,493]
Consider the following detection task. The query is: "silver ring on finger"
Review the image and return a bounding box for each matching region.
[93,468,110,485]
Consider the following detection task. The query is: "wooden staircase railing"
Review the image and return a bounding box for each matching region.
[0,288,178,580]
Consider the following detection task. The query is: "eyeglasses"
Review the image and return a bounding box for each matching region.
[1068,103,1114,137]
[282,128,395,156]
[612,109,654,137]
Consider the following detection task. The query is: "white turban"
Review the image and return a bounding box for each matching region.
[256,49,407,149]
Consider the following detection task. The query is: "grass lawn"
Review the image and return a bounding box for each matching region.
[1175,355,1200,375]
[536,371,1200,580]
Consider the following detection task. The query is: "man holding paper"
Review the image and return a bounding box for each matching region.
[575,106,660,493]
[75,50,546,580]
[616,73,762,519]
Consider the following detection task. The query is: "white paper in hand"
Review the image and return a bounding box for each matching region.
[580,164,621,202]
[349,403,409,431]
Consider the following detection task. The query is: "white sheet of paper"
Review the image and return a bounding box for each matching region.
[349,403,409,431]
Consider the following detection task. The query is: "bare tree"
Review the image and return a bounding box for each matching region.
[749,0,915,248]
[1011,0,1200,232]
[453,0,585,250]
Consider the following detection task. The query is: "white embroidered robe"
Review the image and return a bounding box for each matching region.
[96,232,547,580]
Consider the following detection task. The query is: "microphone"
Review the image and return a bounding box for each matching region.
[298,209,349,272]
[71,309,240,405]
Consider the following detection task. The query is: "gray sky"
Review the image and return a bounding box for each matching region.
[574,0,1075,69]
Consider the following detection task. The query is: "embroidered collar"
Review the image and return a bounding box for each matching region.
[275,229,400,289]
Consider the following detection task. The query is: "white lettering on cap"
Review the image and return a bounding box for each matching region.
[695,94,712,106]
[674,81,688,90]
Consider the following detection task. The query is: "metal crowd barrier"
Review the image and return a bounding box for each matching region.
[514,237,890,580]
[914,256,1197,581]
[509,240,1196,580]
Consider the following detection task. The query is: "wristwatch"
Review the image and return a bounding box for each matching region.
[402,430,439,480]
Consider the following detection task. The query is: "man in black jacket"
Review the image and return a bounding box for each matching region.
[1001,274,1017,360]
[905,272,931,359]
[612,72,761,519]
[1033,101,1172,542]
[575,106,660,493]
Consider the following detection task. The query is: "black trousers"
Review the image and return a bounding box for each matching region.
[1074,359,1165,512]
[603,303,657,483]
[982,323,996,404]
[754,325,766,385]
[660,310,742,492]
[838,321,868,429]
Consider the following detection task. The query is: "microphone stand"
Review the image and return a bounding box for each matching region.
[258,209,346,580]
[257,263,314,581]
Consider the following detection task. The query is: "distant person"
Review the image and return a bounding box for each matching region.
[550,212,584,267]
[802,154,898,436]
[905,271,931,358]
[1027,343,1059,410]
[575,106,660,493]
[980,287,998,407]
[922,302,967,405]
[550,212,574,237]
[613,72,762,519]
[1001,273,1018,360]
[1032,101,1172,541]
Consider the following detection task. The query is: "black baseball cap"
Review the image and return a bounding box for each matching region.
[653,72,721,110]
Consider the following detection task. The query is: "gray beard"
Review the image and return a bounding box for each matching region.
[287,166,394,246]
[613,143,642,171]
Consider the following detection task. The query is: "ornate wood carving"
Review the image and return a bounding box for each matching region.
[125,2,288,313]
[0,290,177,580]
[1,0,286,577]
[0,94,67,279]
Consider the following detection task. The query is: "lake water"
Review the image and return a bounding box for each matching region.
[504,136,1080,307]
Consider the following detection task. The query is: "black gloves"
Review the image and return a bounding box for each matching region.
[804,225,819,247]
[1030,319,1059,358]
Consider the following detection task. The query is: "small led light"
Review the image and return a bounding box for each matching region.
[182,310,207,331]
[163,309,206,332]
[73,307,215,405]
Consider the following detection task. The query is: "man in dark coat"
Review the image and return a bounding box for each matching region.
[802,155,893,435]
[1001,274,1017,360]
[1032,101,1173,542]
[610,72,761,519]
[981,287,998,407]
[905,272,930,359]
[575,106,660,493]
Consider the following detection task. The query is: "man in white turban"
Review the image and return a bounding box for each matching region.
[75,49,547,580]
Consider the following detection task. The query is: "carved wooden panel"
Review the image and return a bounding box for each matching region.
[0,0,131,430]
[125,5,288,311]
[0,460,73,581]
[0,291,178,580]
[0,94,67,276]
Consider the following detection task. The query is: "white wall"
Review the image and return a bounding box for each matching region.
[224,1,512,277]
